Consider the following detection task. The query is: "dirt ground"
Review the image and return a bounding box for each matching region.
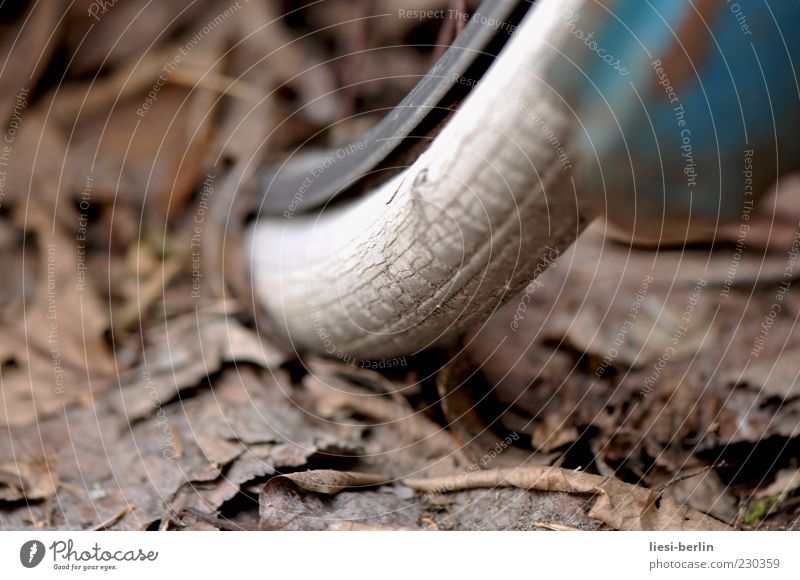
[0,0,799,531]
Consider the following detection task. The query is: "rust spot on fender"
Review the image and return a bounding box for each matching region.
[656,0,723,92]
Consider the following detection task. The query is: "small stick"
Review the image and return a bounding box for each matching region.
[657,463,723,492]
[532,521,585,531]
[89,504,133,531]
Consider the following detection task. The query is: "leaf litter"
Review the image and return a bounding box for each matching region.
[0,0,798,531]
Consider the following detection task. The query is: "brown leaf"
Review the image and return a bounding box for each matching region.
[757,468,800,500]
[420,487,602,531]
[63,0,217,75]
[259,476,419,531]
[301,365,463,478]
[0,459,57,503]
[725,351,800,402]
[649,465,738,525]
[0,197,115,427]
[271,470,393,495]
[403,467,731,531]
[114,308,285,420]
[328,522,418,531]
[0,2,59,124]
[437,357,537,466]
[255,3,341,126]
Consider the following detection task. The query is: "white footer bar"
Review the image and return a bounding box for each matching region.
[1,531,797,578]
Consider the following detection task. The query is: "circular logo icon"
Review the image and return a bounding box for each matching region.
[20,540,46,568]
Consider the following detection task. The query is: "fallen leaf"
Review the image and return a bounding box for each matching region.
[269,470,393,495]
[725,352,800,402]
[757,468,800,500]
[0,459,57,503]
[259,477,420,531]
[114,308,285,420]
[63,0,217,75]
[0,2,59,124]
[437,357,538,466]
[404,467,731,531]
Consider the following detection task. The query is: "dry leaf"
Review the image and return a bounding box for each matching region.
[0,459,57,503]
[64,0,217,75]
[269,470,393,495]
[259,475,419,531]
[115,309,285,420]
[437,357,537,466]
[0,2,59,124]
[404,467,731,531]
[757,468,800,499]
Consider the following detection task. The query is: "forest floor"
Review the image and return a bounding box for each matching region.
[1,0,798,531]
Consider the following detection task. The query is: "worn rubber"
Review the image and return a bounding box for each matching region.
[248,0,589,359]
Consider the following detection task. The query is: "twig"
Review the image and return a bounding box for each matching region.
[329,522,419,531]
[89,504,133,531]
[532,521,584,531]
[657,462,725,492]
[168,69,262,104]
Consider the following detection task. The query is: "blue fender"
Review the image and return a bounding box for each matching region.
[546,0,800,241]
